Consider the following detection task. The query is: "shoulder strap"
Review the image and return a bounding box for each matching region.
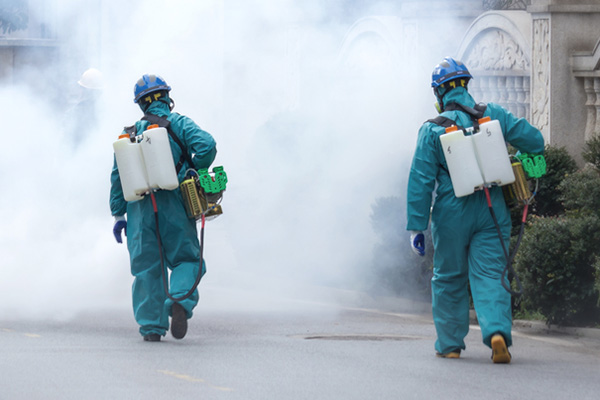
[142,114,194,173]
[443,102,488,130]
[474,103,488,115]
[424,116,455,173]
[426,116,458,128]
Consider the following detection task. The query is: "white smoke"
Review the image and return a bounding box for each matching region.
[0,0,441,319]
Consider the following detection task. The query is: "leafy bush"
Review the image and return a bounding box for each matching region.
[531,145,578,217]
[515,214,600,326]
[370,196,404,243]
[558,166,600,215]
[369,196,432,301]
[582,136,600,170]
[514,145,600,326]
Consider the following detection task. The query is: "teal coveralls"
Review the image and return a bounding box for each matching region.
[406,87,544,355]
[110,100,216,338]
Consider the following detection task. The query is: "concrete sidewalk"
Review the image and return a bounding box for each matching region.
[512,319,600,341]
[328,286,600,341]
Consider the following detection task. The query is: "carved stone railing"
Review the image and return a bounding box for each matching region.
[469,73,530,119]
[483,0,530,11]
[572,42,600,141]
[457,11,532,120]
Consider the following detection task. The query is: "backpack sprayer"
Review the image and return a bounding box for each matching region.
[439,115,546,296]
[180,166,228,221]
[114,119,228,303]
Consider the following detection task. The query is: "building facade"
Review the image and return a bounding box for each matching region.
[3,0,600,163]
[337,0,600,163]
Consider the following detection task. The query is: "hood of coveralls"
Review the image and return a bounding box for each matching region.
[440,86,476,112]
[140,94,172,117]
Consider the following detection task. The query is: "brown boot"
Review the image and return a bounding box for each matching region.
[436,350,461,359]
[491,334,511,364]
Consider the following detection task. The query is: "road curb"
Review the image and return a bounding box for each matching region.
[241,282,600,341]
[469,309,600,340]
[512,319,600,340]
[322,289,600,341]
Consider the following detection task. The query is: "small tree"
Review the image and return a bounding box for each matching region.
[0,0,29,35]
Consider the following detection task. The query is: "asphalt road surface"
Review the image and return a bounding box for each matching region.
[2,285,599,400]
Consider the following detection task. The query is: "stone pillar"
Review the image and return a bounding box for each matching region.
[593,78,600,138]
[529,0,600,162]
[530,16,551,144]
[584,77,597,141]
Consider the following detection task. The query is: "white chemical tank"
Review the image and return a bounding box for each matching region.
[113,134,148,201]
[439,126,485,197]
[472,117,515,187]
[140,125,179,191]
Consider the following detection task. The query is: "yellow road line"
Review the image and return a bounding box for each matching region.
[158,370,233,392]
[2,328,41,338]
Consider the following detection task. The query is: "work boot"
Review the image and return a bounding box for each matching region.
[143,333,161,342]
[436,350,461,359]
[170,302,188,340]
[491,334,511,364]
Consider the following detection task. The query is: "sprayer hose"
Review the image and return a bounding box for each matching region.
[483,187,524,297]
[150,191,205,303]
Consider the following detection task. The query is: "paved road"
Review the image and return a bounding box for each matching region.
[1,285,599,400]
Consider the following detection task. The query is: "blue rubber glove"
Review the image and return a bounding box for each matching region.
[410,231,425,256]
[113,216,127,244]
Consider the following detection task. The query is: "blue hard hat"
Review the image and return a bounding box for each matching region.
[133,74,171,103]
[431,57,472,88]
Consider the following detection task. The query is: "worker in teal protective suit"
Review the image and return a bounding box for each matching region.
[406,57,544,363]
[110,74,217,342]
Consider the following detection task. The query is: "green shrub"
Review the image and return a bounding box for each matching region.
[370,196,404,243]
[369,196,433,301]
[531,145,578,217]
[515,215,600,326]
[558,166,600,215]
[513,309,545,321]
[582,136,600,170]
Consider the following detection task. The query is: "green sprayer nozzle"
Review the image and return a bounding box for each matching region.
[516,154,546,179]
[198,166,228,194]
